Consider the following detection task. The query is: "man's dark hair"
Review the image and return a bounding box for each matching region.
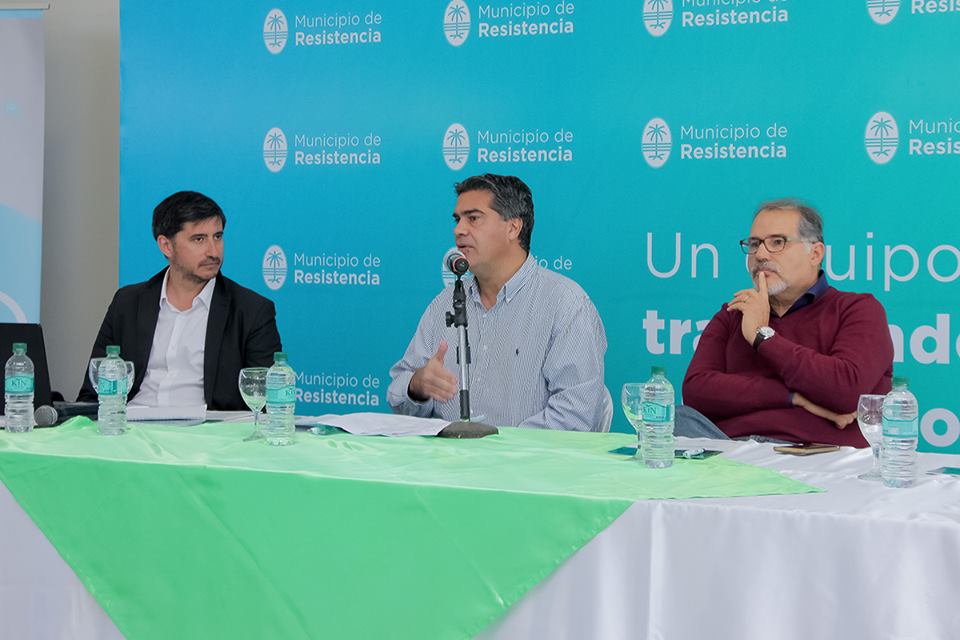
[454,174,534,252]
[152,191,227,240]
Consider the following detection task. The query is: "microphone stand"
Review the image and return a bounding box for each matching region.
[438,273,498,439]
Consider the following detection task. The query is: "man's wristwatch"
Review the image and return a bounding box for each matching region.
[752,326,775,350]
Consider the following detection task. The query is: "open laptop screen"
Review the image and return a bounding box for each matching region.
[0,323,53,414]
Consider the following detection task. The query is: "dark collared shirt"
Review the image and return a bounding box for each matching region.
[781,270,828,316]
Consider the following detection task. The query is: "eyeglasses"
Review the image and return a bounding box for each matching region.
[739,235,808,255]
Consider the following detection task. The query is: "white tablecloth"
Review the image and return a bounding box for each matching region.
[3,437,959,640]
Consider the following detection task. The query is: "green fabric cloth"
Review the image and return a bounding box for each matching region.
[0,418,818,639]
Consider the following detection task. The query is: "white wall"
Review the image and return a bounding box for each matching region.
[38,0,119,399]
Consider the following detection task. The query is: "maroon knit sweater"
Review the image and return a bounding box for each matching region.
[682,287,894,447]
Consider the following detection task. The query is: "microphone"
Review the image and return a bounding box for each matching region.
[33,401,99,427]
[34,405,59,427]
[445,250,469,276]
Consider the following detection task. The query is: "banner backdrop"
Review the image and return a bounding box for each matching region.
[120,2,960,453]
[0,10,45,323]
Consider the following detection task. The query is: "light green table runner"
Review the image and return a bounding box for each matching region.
[0,418,818,639]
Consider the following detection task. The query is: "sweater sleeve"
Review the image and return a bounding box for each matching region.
[682,305,793,421]
[756,294,893,413]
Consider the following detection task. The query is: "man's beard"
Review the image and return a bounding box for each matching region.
[752,261,788,296]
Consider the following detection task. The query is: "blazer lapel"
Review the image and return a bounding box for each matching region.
[134,271,164,395]
[204,278,229,404]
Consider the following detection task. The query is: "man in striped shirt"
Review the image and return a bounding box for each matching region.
[388,174,610,432]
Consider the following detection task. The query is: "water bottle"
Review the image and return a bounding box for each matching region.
[880,376,918,488]
[97,345,128,436]
[641,365,675,469]
[264,352,296,446]
[4,343,35,433]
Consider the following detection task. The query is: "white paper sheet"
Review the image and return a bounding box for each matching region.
[304,412,450,437]
[126,404,207,422]
[206,410,255,423]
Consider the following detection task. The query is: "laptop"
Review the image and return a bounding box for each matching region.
[0,323,53,415]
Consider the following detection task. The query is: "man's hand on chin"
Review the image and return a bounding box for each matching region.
[727,270,771,344]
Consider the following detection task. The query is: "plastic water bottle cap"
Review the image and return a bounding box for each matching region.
[106,345,121,357]
[274,352,288,363]
[12,342,26,354]
[892,376,909,388]
[651,365,666,376]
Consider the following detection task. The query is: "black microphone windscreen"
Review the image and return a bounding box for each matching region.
[446,251,469,276]
[34,405,59,427]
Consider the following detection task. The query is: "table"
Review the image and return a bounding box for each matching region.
[481,438,960,639]
[2,422,959,639]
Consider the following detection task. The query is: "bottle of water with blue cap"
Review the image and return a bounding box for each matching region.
[4,343,35,433]
[880,376,918,488]
[641,365,675,469]
[264,352,296,446]
[97,345,128,436]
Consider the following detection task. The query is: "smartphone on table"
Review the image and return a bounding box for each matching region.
[772,443,840,456]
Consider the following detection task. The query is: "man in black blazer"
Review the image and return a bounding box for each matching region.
[78,191,282,410]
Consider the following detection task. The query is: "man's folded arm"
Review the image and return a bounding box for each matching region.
[758,295,893,413]
[716,405,840,443]
[517,299,608,432]
[682,307,792,420]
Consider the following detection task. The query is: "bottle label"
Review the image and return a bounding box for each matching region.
[5,375,34,394]
[882,417,918,438]
[267,385,296,403]
[98,379,120,397]
[641,401,674,423]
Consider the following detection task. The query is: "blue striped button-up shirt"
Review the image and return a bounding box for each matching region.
[388,255,609,431]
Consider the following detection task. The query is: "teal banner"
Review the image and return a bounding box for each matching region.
[120,2,960,452]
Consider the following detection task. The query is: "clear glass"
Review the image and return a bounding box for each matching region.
[88,358,135,393]
[621,383,644,459]
[857,394,885,480]
[238,367,268,441]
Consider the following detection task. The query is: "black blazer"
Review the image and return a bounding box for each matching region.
[77,270,282,410]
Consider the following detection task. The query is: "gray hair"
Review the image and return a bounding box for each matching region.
[753,198,824,244]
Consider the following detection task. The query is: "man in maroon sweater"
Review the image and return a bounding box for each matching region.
[681,199,894,447]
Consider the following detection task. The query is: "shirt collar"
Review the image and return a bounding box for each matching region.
[468,254,537,305]
[160,269,217,311]
[784,270,828,315]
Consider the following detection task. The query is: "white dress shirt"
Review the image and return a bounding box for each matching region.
[131,273,216,407]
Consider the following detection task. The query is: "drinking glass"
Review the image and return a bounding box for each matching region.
[621,383,645,459]
[88,358,135,396]
[238,367,268,441]
[857,394,885,480]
